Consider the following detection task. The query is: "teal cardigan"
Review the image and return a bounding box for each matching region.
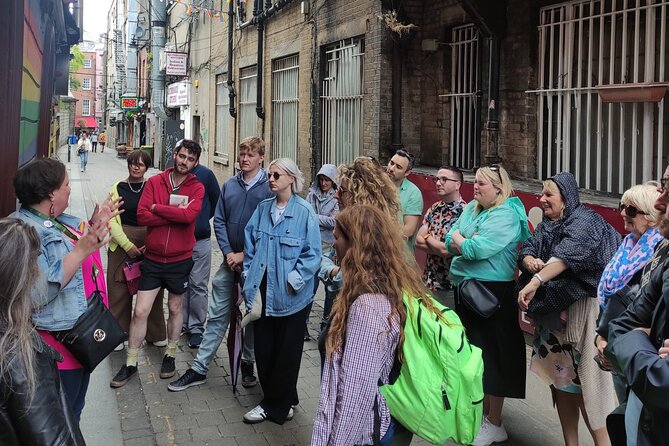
[445,197,530,285]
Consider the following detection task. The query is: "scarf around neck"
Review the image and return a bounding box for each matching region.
[597,227,663,307]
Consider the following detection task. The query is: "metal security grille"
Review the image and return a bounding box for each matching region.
[215,74,229,159]
[447,24,481,170]
[272,55,299,160]
[321,39,364,165]
[239,66,257,140]
[534,0,668,194]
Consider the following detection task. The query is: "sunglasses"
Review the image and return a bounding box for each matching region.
[433,176,459,184]
[619,203,647,218]
[267,172,288,181]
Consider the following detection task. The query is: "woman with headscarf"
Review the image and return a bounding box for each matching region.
[518,172,621,446]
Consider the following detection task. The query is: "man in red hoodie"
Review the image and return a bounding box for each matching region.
[111,139,205,388]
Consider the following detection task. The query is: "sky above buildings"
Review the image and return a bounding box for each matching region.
[82,0,114,44]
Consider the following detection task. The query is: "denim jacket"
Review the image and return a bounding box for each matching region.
[11,208,87,330]
[242,195,322,316]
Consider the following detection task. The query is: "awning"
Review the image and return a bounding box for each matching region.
[75,117,99,129]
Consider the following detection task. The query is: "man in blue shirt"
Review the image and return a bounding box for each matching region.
[181,160,221,348]
[168,136,272,391]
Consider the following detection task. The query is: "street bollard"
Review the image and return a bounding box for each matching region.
[67,143,71,162]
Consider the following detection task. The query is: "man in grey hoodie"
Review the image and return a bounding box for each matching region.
[168,136,273,391]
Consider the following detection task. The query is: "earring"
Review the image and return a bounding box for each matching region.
[49,200,55,219]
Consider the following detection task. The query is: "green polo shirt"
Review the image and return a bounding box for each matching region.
[398,177,424,250]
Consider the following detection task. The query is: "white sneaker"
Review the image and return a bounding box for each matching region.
[113,342,124,352]
[286,407,294,420]
[151,339,168,347]
[470,416,508,446]
[243,405,268,424]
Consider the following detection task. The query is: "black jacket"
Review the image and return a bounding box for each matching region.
[606,257,669,446]
[0,335,85,445]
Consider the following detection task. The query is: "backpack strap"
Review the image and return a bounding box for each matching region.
[372,394,382,446]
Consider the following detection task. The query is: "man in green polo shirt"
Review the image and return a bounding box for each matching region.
[387,148,424,250]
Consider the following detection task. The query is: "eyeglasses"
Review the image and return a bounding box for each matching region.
[267,172,287,181]
[432,176,459,184]
[619,203,647,218]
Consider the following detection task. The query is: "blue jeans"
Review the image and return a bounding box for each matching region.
[79,151,88,170]
[192,264,254,375]
[59,368,90,421]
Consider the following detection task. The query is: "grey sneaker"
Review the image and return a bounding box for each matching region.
[168,368,206,391]
[160,355,176,379]
[241,362,257,388]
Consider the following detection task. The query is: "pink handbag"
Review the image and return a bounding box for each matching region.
[123,260,142,296]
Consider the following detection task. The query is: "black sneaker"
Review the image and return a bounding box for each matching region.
[241,362,257,388]
[160,355,176,379]
[110,364,137,388]
[167,368,206,391]
[188,333,203,349]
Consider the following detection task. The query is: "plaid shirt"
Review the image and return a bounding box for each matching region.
[312,294,400,445]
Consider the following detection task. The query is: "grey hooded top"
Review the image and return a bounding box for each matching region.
[306,164,339,245]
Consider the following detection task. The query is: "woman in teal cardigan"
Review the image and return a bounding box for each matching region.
[445,165,530,446]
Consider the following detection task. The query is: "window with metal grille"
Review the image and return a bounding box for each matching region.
[534,0,668,194]
[272,55,299,160]
[215,74,229,159]
[239,66,257,140]
[447,24,481,170]
[82,99,91,116]
[321,38,364,165]
[82,78,91,90]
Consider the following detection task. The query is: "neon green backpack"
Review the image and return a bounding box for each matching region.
[379,292,484,445]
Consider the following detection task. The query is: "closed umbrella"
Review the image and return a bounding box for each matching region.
[226,283,244,394]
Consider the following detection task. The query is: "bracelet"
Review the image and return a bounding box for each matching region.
[533,273,545,285]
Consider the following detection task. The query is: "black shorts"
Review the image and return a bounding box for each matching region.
[139,258,194,294]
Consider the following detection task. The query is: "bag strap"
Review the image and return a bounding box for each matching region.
[372,394,382,446]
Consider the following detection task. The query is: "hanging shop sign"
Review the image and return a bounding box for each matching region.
[121,97,139,109]
[165,52,188,76]
[166,82,189,108]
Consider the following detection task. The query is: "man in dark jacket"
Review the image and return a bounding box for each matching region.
[111,139,205,388]
[168,136,272,392]
[182,162,220,349]
[605,165,669,446]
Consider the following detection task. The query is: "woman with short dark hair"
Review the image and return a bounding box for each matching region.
[11,157,114,421]
[107,150,167,351]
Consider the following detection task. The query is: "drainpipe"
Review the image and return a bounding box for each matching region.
[227,0,237,118]
[390,40,402,152]
[485,36,501,165]
[150,0,169,167]
[255,0,265,119]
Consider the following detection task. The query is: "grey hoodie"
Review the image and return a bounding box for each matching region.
[306,164,339,245]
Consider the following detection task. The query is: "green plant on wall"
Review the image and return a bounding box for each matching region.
[70,45,84,90]
[146,51,153,75]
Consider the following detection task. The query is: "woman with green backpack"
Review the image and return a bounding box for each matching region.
[313,205,446,445]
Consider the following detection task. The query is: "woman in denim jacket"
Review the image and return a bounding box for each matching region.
[11,158,113,421]
[242,158,321,425]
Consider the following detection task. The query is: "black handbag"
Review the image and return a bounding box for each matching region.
[458,279,500,318]
[51,290,127,373]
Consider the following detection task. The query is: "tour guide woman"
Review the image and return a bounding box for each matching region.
[11,157,114,421]
[445,165,530,446]
[241,158,321,424]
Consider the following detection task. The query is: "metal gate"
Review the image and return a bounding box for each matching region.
[533,0,668,194]
[321,39,364,165]
[447,24,481,170]
[272,55,299,160]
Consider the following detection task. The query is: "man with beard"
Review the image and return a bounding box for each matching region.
[386,148,424,250]
[605,166,669,446]
[111,139,205,388]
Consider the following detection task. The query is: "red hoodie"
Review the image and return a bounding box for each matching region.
[137,168,205,263]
